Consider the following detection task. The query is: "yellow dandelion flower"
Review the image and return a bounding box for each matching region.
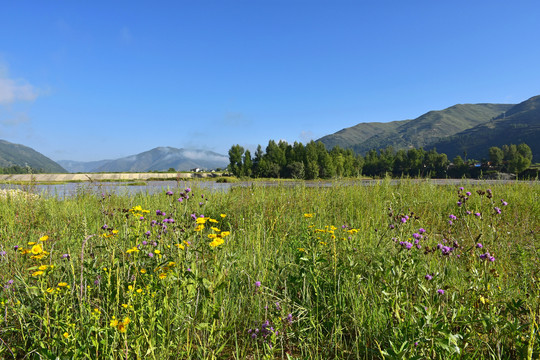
[298,248,305,252]
[136,289,142,294]
[32,271,44,276]
[211,227,220,232]
[31,244,43,255]
[38,265,48,271]
[175,243,185,250]
[110,319,118,327]
[159,273,167,279]
[39,235,49,241]
[208,234,217,239]
[30,254,46,260]
[46,287,54,293]
[117,323,127,333]
[209,218,218,223]
[304,213,313,218]
[122,304,128,308]
[123,317,131,325]
[63,332,69,339]
[221,231,230,237]
[27,241,36,246]
[140,269,147,274]
[196,217,206,224]
[209,238,225,248]
[194,225,204,232]
[154,250,161,255]
[220,214,226,218]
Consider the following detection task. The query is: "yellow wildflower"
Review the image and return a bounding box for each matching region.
[38,265,48,271]
[208,234,217,239]
[175,243,185,250]
[221,231,230,237]
[209,218,218,223]
[39,235,49,241]
[304,213,313,218]
[28,242,36,246]
[32,271,44,276]
[31,244,43,255]
[159,273,167,279]
[211,227,220,232]
[196,217,206,224]
[209,238,225,248]
[194,225,204,232]
[110,318,118,327]
[63,332,69,339]
[220,214,226,218]
[140,269,147,274]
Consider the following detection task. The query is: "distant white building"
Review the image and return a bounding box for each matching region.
[190,168,201,172]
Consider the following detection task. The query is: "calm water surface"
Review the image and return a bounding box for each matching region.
[1,179,530,199]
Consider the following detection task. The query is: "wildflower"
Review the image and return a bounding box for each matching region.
[148,253,154,258]
[32,271,44,276]
[501,199,508,206]
[494,207,501,214]
[38,265,48,271]
[476,243,483,248]
[39,235,49,241]
[101,224,108,230]
[165,191,173,196]
[425,274,433,280]
[62,253,70,260]
[63,332,69,339]
[196,217,206,224]
[389,224,395,229]
[159,273,167,279]
[177,197,183,202]
[449,214,457,220]
[220,214,226,218]
[418,228,426,234]
[304,213,313,218]
[255,281,261,288]
[58,282,68,287]
[31,244,43,255]
[437,289,445,295]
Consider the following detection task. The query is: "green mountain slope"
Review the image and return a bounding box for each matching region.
[318,103,514,154]
[0,140,67,173]
[427,95,540,161]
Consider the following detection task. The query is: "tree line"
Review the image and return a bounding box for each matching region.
[228,140,534,179]
[0,165,44,174]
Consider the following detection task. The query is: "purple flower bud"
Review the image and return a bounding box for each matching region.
[185,188,191,193]
[166,191,173,196]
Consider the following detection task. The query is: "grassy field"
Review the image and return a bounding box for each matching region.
[0,180,539,359]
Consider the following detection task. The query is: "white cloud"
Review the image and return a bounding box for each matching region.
[299,130,315,143]
[0,77,39,105]
[0,65,40,105]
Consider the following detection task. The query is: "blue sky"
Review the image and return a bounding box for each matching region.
[1,1,539,162]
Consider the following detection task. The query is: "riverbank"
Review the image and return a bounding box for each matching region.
[0,172,222,183]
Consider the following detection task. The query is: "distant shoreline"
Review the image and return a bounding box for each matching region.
[0,172,223,183]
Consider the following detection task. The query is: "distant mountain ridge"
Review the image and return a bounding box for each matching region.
[0,140,66,173]
[427,95,540,161]
[58,147,229,173]
[317,96,540,161]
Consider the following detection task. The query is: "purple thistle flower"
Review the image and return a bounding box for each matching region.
[400,218,407,223]
[474,212,481,217]
[425,274,433,280]
[177,197,183,202]
[437,289,445,295]
[191,213,197,220]
[62,253,70,260]
[418,228,426,234]
[501,199,508,206]
[255,281,261,288]
[459,187,464,191]
[389,224,395,229]
[494,207,501,214]
[101,224,108,230]
[449,214,457,220]
[457,201,462,207]
[466,192,471,196]
[185,188,191,193]
[448,220,453,225]
[165,191,173,196]
[13,245,19,250]
[199,202,203,206]
[148,253,154,258]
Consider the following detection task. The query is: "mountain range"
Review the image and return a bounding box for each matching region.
[57,147,229,173]
[318,95,540,161]
[0,140,67,173]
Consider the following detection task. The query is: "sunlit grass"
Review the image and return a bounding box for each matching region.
[0,180,538,359]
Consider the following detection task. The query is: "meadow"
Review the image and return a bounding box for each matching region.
[0,180,538,359]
